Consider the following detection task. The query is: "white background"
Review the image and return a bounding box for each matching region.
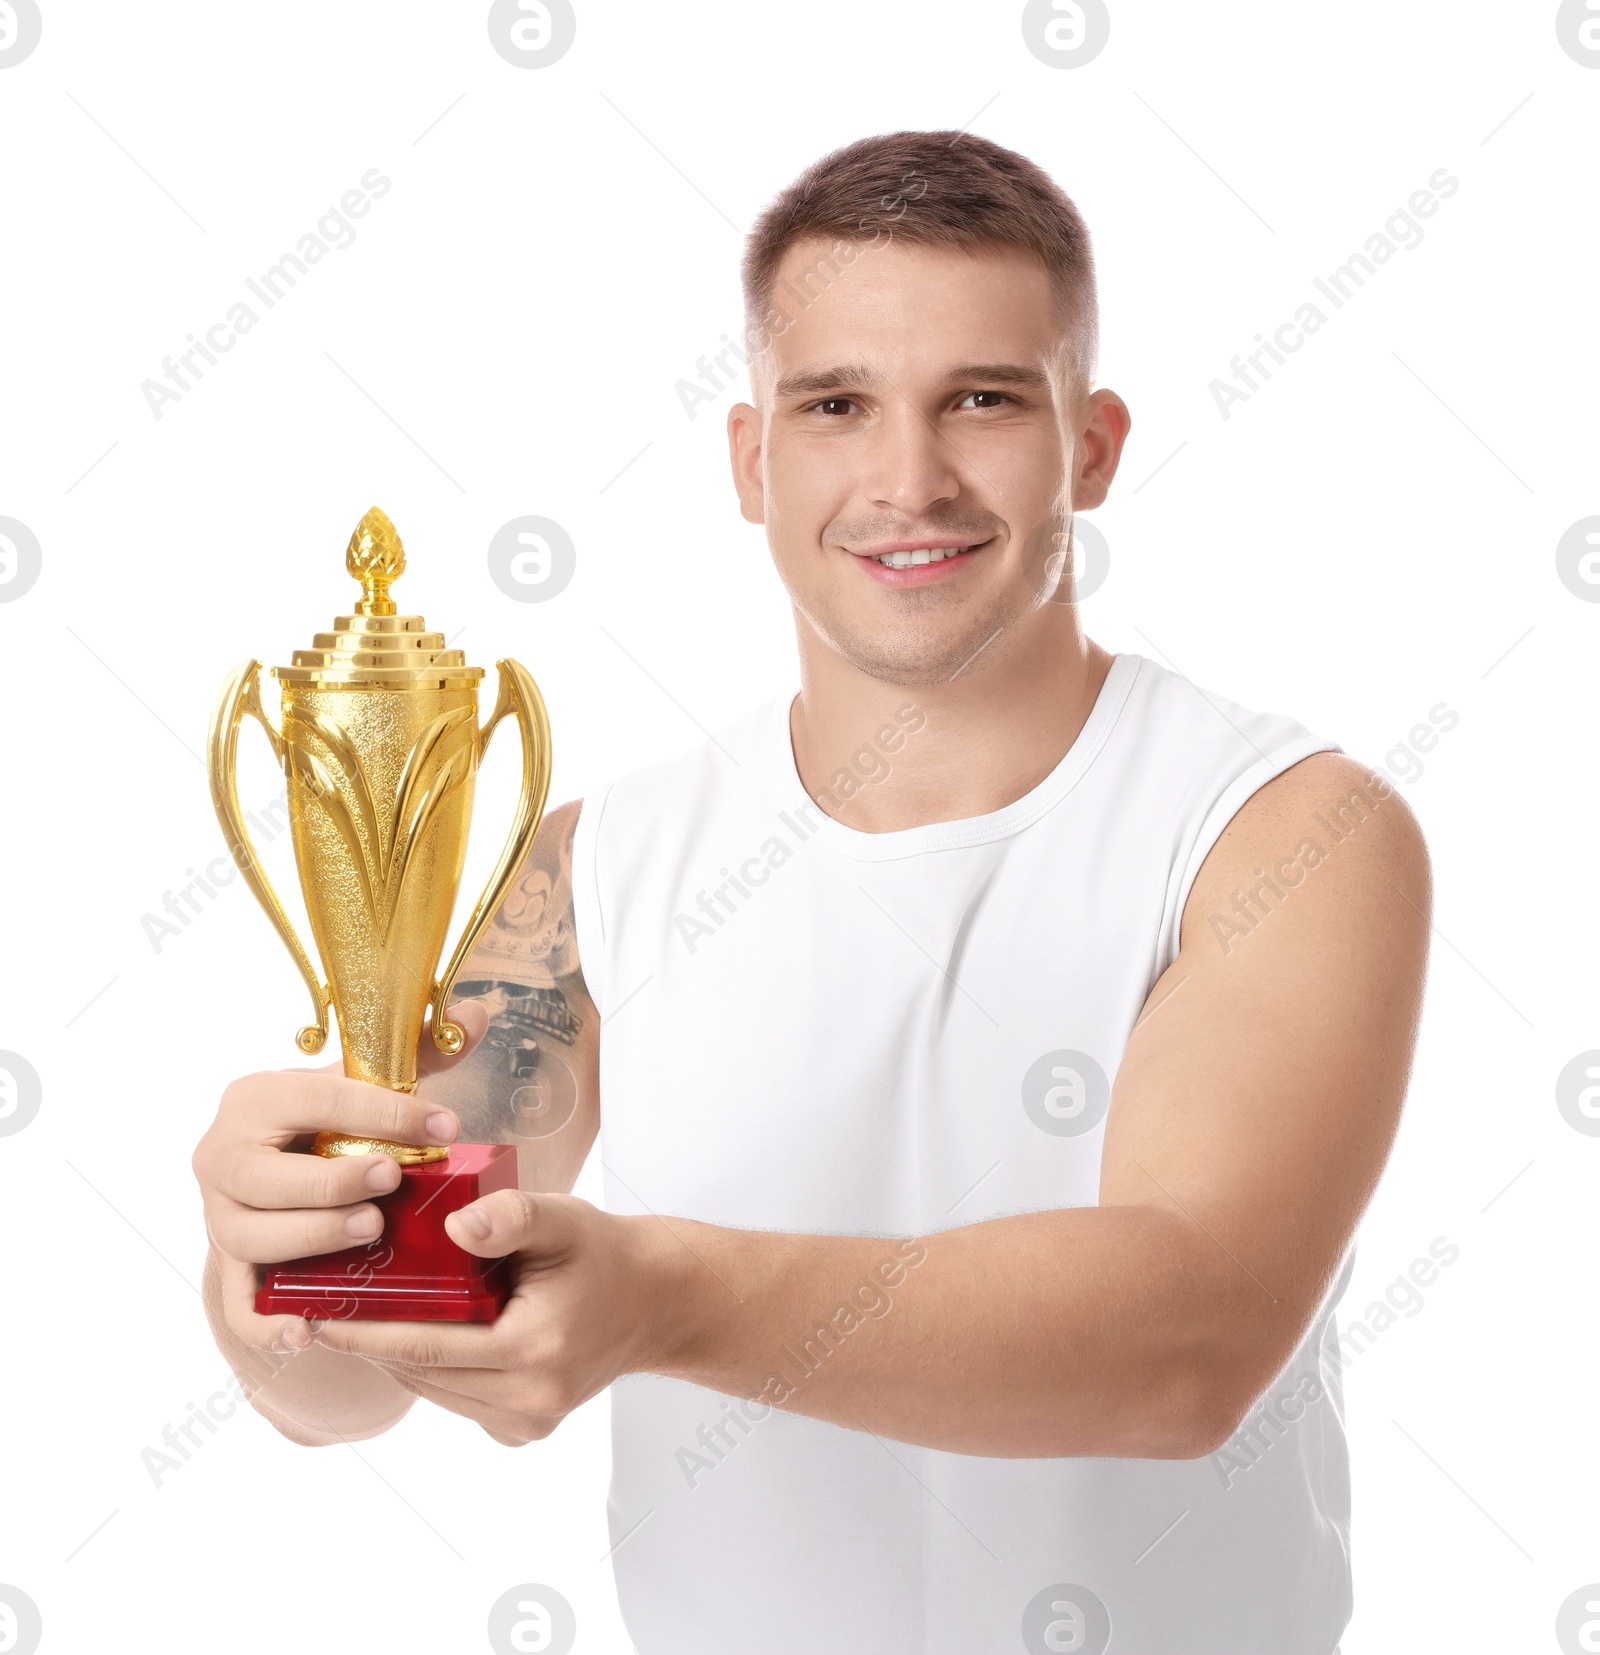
[1,2,1596,1651]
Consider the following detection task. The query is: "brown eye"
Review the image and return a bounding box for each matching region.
[959,391,1010,410]
[816,398,856,416]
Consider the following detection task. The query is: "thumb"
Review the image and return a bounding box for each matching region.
[416,999,491,1077]
[446,1187,572,1258]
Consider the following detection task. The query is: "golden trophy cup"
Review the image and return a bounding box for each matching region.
[207,506,550,1321]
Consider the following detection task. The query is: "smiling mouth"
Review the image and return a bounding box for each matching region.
[874,546,963,568]
[859,540,987,570]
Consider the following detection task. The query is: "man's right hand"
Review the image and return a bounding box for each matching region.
[193,1003,488,1366]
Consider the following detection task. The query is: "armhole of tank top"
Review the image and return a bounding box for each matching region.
[1157,734,1342,974]
[570,782,613,1020]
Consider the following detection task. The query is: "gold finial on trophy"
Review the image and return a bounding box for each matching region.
[346,506,405,617]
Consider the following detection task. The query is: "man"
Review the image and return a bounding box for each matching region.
[193,132,1429,1653]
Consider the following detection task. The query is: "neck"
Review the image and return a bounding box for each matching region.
[788,605,1114,834]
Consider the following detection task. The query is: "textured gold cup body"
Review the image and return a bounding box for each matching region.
[282,683,478,1100]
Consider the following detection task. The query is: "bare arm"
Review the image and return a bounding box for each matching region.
[315,755,1429,1461]
[643,753,1429,1455]
[415,799,599,1193]
[196,799,598,1445]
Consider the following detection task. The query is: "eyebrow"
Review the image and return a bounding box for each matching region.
[773,363,882,399]
[940,362,1053,391]
[772,360,1054,400]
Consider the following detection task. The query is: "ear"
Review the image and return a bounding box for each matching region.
[727,402,766,525]
[1074,389,1132,512]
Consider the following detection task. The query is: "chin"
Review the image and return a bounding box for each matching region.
[830,623,1002,686]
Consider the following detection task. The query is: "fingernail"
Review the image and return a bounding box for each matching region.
[425,1110,457,1144]
[457,1205,492,1241]
[345,1207,381,1240]
[364,1156,400,1193]
[281,1321,312,1351]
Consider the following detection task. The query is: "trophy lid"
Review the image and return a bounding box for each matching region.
[274,507,484,690]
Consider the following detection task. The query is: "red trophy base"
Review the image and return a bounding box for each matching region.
[256,1142,517,1323]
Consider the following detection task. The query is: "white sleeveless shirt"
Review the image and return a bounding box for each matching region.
[571,654,1350,1655]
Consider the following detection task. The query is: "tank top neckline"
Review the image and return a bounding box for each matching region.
[765,652,1142,862]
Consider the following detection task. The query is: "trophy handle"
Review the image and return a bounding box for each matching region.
[429,659,552,1055]
[207,659,332,1056]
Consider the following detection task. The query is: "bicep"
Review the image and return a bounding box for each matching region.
[1100,754,1430,1350]
[418,798,600,1192]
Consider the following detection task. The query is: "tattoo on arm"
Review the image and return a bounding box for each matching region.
[420,800,596,1146]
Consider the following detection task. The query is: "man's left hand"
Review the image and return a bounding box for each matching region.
[312,1191,684,1445]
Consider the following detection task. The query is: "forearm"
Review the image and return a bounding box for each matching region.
[643,1204,1264,1459]
[202,1248,414,1446]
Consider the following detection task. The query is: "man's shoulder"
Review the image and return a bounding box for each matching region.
[1115,653,1327,773]
[1180,749,1430,956]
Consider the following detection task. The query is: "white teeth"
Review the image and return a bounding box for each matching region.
[873,546,967,568]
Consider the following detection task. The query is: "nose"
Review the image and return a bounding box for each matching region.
[862,398,962,518]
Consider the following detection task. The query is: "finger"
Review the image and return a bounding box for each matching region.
[377,1357,580,1427]
[417,1000,491,1078]
[217,1252,317,1357]
[389,1371,545,1444]
[369,1360,527,1408]
[212,1144,403,1210]
[444,1187,577,1259]
[237,1070,460,1151]
[205,1190,390,1265]
[312,1315,498,1367]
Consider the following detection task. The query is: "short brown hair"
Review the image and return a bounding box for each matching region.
[741,130,1099,378]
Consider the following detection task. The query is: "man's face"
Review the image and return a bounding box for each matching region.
[728,238,1127,686]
